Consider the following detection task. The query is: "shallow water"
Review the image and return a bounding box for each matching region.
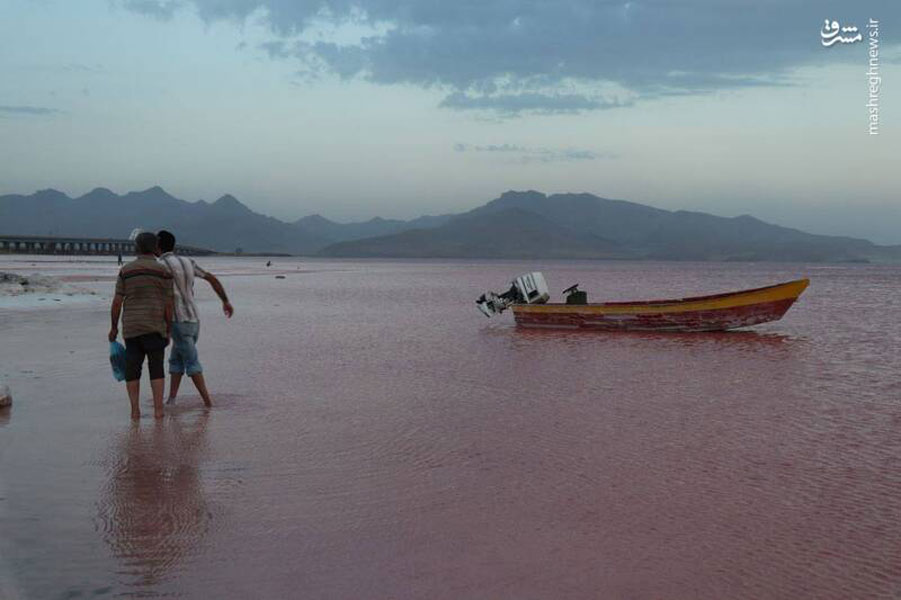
[1,256,901,599]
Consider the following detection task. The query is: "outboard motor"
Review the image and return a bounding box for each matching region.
[476,272,550,317]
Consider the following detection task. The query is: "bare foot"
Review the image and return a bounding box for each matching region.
[166,397,177,406]
[154,410,164,419]
[131,411,141,420]
[203,398,213,408]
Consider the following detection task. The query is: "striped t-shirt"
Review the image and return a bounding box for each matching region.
[157,252,209,323]
[115,256,174,339]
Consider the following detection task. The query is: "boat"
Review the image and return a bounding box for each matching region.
[476,272,809,332]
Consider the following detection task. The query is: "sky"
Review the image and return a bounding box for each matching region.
[1,0,900,242]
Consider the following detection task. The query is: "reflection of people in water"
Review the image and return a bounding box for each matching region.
[97,413,211,589]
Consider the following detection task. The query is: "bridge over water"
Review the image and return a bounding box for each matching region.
[0,235,216,256]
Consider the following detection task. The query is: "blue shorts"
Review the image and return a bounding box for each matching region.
[169,321,203,375]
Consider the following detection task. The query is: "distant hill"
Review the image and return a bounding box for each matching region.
[294,212,454,243]
[319,190,901,263]
[322,208,624,259]
[0,187,330,254]
[2,187,899,262]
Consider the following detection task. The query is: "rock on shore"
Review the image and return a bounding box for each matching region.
[0,271,97,305]
[1,271,65,296]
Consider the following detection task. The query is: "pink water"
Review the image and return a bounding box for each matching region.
[2,257,901,599]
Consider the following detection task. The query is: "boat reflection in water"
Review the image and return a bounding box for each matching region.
[96,411,211,592]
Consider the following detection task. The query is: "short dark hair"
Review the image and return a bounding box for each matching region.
[157,230,176,253]
[134,232,158,255]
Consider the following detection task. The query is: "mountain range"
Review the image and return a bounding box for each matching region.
[1,187,898,262]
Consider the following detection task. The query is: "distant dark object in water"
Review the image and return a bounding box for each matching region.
[275,275,286,279]
[0,382,11,408]
[266,260,272,267]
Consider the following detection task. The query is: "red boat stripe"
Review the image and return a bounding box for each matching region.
[514,298,797,332]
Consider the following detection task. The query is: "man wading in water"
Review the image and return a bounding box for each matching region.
[109,232,173,419]
[156,230,234,407]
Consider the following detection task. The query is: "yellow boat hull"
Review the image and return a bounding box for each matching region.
[512,279,810,331]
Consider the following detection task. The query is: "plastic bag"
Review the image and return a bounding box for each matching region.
[110,341,127,382]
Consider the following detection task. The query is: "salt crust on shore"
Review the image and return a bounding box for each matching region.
[0,271,99,309]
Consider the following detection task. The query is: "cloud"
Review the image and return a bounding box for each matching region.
[65,63,104,73]
[0,105,61,116]
[455,143,617,163]
[126,0,900,113]
[884,46,901,64]
[25,63,104,74]
[440,92,632,115]
[120,0,183,20]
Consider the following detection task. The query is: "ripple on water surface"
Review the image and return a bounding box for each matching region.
[2,259,901,599]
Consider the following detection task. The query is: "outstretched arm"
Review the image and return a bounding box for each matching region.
[202,272,234,318]
[109,295,123,341]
